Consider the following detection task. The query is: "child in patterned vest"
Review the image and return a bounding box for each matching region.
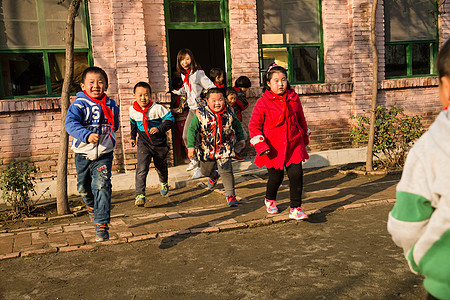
[187,88,246,206]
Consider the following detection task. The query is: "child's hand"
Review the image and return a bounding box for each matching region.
[261,150,270,156]
[149,127,159,134]
[88,133,100,144]
[130,140,136,147]
[239,140,246,149]
[187,148,195,159]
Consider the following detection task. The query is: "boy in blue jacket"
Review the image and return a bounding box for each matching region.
[65,66,119,242]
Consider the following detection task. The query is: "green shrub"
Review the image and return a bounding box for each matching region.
[0,161,39,219]
[350,105,425,170]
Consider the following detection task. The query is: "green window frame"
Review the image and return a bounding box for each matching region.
[384,0,438,79]
[0,0,93,99]
[256,0,324,85]
[164,0,232,85]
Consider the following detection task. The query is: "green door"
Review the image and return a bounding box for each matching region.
[164,0,231,86]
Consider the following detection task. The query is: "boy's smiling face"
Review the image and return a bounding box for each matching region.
[80,72,107,99]
[134,86,151,109]
[227,93,237,106]
[207,92,226,113]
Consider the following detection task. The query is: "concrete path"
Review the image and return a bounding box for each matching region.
[0,160,400,260]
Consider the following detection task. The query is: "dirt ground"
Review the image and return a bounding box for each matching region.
[0,202,426,300]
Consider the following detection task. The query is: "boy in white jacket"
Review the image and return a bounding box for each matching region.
[388,39,450,300]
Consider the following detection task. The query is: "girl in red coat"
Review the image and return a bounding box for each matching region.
[249,64,310,220]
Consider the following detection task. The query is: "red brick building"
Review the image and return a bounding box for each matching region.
[0,0,447,181]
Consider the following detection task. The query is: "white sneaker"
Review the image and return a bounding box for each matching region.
[186,159,198,171]
[191,167,203,179]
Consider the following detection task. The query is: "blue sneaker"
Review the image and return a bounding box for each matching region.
[206,171,220,189]
[227,195,238,207]
[160,182,169,196]
[95,223,109,242]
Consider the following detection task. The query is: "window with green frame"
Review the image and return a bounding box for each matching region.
[384,0,438,78]
[0,0,91,99]
[167,0,223,23]
[257,0,323,85]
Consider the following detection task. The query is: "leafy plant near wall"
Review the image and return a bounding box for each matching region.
[0,161,40,219]
[350,105,425,170]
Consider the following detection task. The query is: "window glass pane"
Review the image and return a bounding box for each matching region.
[45,20,86,48]
[385,44,407,77]
[285,0,320,44]
[197,1,221,22]
[49,52,88,94]
[292,47,318,82]
[257,0,283,44]
[385,0,436,42]
[169,1,195,22]
[43,0,70,19]
[43,0,88,48]
[0,0,37,20]
[261,48,288,69]
[412,43,432,75]
[0,53,45,97]
[258,0,320,45]
[0,21,40,48]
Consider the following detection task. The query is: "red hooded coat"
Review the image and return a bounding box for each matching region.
[249,89,309,169]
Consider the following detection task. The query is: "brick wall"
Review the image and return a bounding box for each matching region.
[0,0,447,181]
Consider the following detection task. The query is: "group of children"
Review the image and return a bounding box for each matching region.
[65,48,311,243]
[65,43,450,298]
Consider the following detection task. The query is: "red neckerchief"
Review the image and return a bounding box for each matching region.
[133,101,154,142]
[269,90,289,127]
[214,82,224,88]
[182,69,192,91]
[84,92,114,129]
[210,106,226,146]
[445,106,448,110]
[233,87,240,92]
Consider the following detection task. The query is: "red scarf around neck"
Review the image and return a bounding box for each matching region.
[85,92,114,129]
[210,106,226,146]
[233,87,240,92]
[269,90,289,127]
[182,69,192,91]
[133,101,154,142]
[214,82,224,88]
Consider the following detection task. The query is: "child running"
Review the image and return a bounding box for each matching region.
[249,64,310,220]
[129,82,174,206]
[173,49,215,178]
[65,66,120,242]
[187,88,245,207]
[387,38,450,300]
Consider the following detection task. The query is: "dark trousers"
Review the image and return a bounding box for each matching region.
[75,152,113,224]
[266,163,303,208]
[135,140,169,196]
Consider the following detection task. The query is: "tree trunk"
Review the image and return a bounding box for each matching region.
[56,0,83,215]
[366,0,379,172]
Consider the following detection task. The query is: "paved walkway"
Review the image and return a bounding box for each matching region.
[0,160,401,260]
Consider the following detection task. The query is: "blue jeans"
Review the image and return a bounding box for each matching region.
[75,152,113,224]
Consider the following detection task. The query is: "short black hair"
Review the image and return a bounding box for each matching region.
[82,66,108,88]
[171,77,183,90]
[225,87,237,97]
[234,76,251,88]
[209,68,224,80]
[133,81,152,94]
[437,38,450,79]
[205,87,225,99]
